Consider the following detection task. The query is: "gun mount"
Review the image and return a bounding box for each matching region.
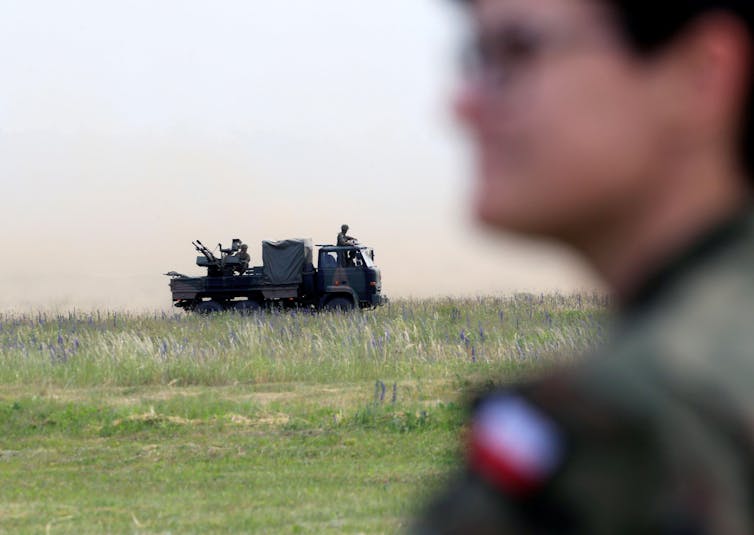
[192,238,245,277]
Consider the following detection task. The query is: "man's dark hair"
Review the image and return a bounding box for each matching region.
[458,0,754,181]
[604,1,754,180]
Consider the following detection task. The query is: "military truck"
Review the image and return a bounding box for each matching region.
[165,238,385,313]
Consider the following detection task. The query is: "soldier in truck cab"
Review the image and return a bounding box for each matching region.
[337,224,357,246]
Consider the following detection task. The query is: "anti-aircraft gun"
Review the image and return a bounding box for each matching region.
[192,238,245,277]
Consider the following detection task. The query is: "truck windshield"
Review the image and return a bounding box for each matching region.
[360,250,374,268]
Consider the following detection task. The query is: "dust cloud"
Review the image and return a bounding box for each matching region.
[0,0,599,312]
[1,129,598,312]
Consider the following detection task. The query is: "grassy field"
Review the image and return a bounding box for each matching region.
[0,295,607,534]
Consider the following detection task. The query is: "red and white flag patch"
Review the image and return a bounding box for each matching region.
[469,395,564,495]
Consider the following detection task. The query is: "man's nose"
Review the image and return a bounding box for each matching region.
[453,79,486,130]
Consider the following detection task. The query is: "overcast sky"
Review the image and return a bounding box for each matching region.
[0,0,597,311]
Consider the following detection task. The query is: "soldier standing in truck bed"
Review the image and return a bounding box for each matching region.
[414,0,754,533]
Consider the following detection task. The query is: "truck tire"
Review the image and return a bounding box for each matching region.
[234,300,261,315]
[195,300,223,315]
[324,296,354,312]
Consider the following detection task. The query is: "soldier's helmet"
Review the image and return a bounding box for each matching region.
[341,224,349,232]
[240,244,248,250]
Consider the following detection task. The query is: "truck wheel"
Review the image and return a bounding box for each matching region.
[195,300,223,315]
[234,300,261,315]
[324,297,354,312]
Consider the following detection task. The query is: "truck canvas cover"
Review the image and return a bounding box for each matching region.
[262,239,313,285]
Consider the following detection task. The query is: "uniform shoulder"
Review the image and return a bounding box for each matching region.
[620,213,754,356]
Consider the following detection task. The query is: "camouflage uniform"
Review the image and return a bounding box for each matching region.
[234,246,250,274]
[237,251,250,268]
[337,231,356,247]
[415,209,754,534]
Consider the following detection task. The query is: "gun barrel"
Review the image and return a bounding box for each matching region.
[191,240,219,264]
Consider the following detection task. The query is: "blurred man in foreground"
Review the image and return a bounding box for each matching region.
[415,0,754,532]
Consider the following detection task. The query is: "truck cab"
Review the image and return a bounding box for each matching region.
[317,245,382,309]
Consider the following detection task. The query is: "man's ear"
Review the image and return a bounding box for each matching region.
[668,13,752,137]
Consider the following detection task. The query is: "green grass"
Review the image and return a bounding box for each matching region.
[1,386,463,534]
[0,294,607,533]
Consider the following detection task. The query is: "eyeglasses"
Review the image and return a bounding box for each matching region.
[461,21,619,89]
